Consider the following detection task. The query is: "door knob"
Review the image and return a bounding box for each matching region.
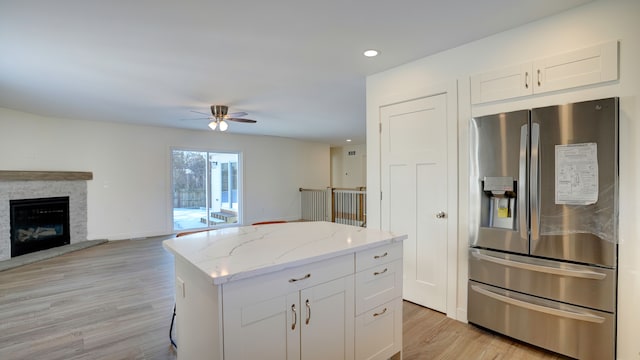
[436,211,447,219]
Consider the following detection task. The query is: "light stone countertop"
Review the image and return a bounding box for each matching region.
[162,221,407,285]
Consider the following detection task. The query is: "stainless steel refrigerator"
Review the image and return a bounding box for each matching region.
[468,97,618,360]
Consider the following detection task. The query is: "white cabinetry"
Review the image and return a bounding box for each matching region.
[222,254,355,360]
[471,41,618,104]
[300,277,354,360]
[470,63,533,104]
[354,242,403,360]
[164,222,407,360]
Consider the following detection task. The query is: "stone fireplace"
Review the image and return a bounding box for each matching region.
[0,171,92,262]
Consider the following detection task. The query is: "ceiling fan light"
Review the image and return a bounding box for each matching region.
[219,120,229,131]
[208,120,218,130]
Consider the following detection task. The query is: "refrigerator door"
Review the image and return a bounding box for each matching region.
[531,98,618,267]
[469,110,529,254]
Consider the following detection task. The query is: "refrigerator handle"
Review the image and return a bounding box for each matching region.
[471,251,607,280]
[530,123,540,242]
[470,285,606,323]
[518,125,528,241]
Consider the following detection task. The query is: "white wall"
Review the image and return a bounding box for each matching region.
[366,0,639,358]
[0,107,330,240]
[330,144,366,188]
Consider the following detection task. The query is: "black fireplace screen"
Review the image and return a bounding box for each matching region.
[10,196,70,257]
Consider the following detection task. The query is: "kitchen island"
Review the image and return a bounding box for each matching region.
[163,221,406,360]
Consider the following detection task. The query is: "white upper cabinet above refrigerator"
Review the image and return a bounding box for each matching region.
[470,41,619,104]
[470,63,533,104]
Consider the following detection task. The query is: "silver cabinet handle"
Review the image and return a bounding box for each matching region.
[537,69,541,86]
[291,304,297,330]
[373,252,388,259]
[289,273,311,283]
[436,211,446,219]
[305,299,311,325]
[471,285,605,323]
[471,251,606,280]
[525,71,529,89]
[373,308,388,317]
[373,268,388,276]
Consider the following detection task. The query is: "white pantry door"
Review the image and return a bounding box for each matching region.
[380,93,449,312]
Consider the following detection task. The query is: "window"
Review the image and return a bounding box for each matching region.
[172,149,240,231]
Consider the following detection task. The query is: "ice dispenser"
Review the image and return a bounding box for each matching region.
[482,176,516,230]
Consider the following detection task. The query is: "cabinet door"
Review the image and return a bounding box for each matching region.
[533,41,618,93]
[470,63,533,104]
[224,275,301,360]
[300,275,354,360]
[223,290,300,360]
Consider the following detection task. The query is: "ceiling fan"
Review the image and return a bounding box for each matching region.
[187,105,257,131]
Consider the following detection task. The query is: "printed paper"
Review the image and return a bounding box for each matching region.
[555,143,598,205]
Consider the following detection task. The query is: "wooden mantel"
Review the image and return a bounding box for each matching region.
[0,171,93,181]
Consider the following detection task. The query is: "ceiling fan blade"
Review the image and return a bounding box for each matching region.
[226,118,257,123]
[180,117,211,121]
[190,110,211,116]
[227,111,248,118]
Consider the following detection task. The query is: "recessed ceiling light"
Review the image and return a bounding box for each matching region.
[363,49,379,57]
[346,139,352,142]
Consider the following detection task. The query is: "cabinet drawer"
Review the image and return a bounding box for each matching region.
[282,253,354,291]
[356,242,402,272]
[355,259,402,315]
[224,253,354,300]
[355,299,402,360]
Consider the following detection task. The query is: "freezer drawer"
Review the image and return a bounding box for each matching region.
[469,248,616,312]
[468,281,615,360]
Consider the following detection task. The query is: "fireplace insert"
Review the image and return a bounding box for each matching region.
[10,196,70,257]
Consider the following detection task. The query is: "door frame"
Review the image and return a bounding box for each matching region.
[372,81,458,318]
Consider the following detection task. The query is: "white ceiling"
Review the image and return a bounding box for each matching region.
[0,0,593,146]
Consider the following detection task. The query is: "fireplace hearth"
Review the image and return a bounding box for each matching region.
[10,197,71,257]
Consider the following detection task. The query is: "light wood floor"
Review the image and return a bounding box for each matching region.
[0,236,570,360]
